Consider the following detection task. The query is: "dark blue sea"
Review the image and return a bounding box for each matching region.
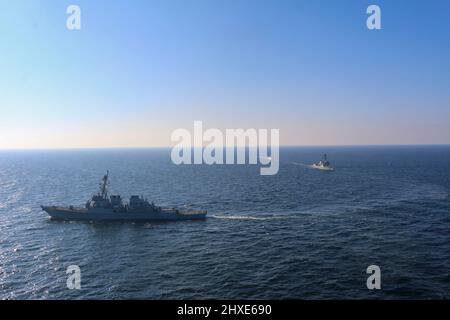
[0,146,449,299]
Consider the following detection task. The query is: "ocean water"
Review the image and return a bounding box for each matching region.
[0,146,449,299]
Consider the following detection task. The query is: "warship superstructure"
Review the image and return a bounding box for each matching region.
[41,171,207,221]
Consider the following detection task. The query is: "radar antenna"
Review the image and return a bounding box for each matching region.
[99,170,110,199]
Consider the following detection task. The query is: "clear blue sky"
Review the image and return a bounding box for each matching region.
[1,0,449,148]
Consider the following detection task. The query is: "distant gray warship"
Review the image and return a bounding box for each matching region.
[41,171,207,221]
[311,154,334,171]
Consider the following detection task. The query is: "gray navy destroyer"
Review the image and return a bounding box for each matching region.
[311,154,334,171]
[41,171,207,221]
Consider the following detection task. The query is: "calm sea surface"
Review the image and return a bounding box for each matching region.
[0,146,449,299]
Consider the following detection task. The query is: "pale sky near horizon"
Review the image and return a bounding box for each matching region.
[1,0,450,149]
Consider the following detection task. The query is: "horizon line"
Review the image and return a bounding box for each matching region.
[1,143,450,151]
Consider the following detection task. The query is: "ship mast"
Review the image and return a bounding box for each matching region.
[99,170,109,199]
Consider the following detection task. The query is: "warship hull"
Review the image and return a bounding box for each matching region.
[311,164,334,171]
[42,206,207,221]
